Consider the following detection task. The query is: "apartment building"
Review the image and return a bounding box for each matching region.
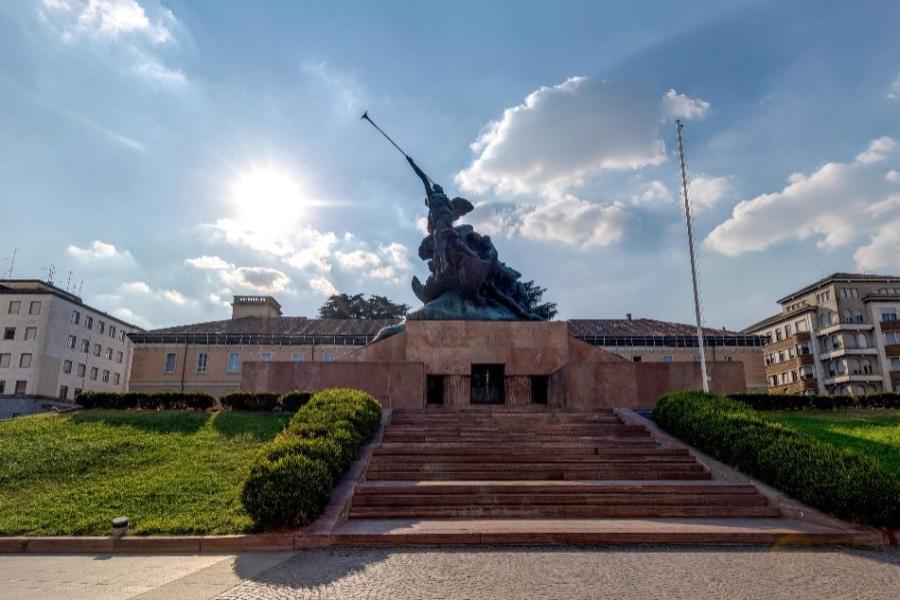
[128,296,399,398]
[743,273,900,395]
[568,317,768,393]
[0,280,140,412]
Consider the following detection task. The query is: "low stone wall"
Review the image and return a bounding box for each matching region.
[242,361,425,409]
[634,361,746,409]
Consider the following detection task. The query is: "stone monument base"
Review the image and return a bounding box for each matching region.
[242,320,746,410]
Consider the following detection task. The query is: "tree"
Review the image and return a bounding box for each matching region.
[318,293,410,319]
[521,280,558,320]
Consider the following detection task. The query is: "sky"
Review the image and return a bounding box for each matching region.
[1,0,900,331]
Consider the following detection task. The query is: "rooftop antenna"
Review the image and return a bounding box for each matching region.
[3,249,17,279]
[76,279,84,296]
[675,120,709,393]
[43,264,56,286]
[65,270,73,292]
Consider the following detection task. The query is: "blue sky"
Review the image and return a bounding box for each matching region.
[2,0,899,330]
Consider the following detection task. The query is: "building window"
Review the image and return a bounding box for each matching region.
[109,325,116,338]
[197,353,208,374]
[67,335,76,349]
[164,353,177,374]
[15,380,26,395]
[102,370,109,383]
[228,352,240,373]
[886,331,900,345]
[882,309,897,322]
[74,388,82,398]
[852,310,864,324]
[77,363,86,377]
[8,301,20,314]
[0,381,4,394]
[90,367,98,380]
[98,321,105,334]
[857,334,868,349]
[784,324,792,337]
[71,310,80,324]
[116,351,123,363]
[59,385,68,400]
[93,343,101,357]
[3,327,15,340]
[29,301,41,315]
[0,354,9,368]
[323,353,336,362]
[86,316,95,330]
[662,355,673,363]
[891,357,900,372]
[81,339,89,353]
[260,352,272,362]
[105,347,113,360]
[63,360,72,374]
[24,327,37,341]
[19,353,32,368]
[113,373,120,385]
[292,352,304,362]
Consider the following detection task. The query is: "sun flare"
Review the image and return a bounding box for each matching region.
[230,166,305,227]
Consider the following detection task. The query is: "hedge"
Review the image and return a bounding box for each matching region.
[653,391,900,528]
[76,391,214,410]
[220,391,312,412]
[728,392,900,411]
[240,388,381,530]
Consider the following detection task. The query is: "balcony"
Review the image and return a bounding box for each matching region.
[823,373,883,386]
[769,379,817,395]
[765,354,814,378]
[817,323,874,336]
[885,344,900,357]
[764,332,811,354]
[818,347,879,361]
[880,320,900,333]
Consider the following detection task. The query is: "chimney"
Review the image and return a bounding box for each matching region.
[626,313,632,321]
[231,296,283,319]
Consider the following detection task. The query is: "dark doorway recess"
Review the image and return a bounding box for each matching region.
[531,375,549,405]
[471,364,505,405]
[426,375,444,405]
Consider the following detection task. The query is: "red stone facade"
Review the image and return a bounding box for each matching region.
[241,320,747,409]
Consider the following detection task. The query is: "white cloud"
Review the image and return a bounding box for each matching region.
[856,137,896,164]
[40,0,175,44]
[67,240,133,262]
[160,289,187,305]
[705,138,900,266]
[334,250,381,269]
[662,89,711,120]
[689,175,734,211]
[185,255,233,270]
[120,280,151,294]
[888,73,900,100]
[630,181,673,207]
[309,276,338,297]
[454,77,710,247]
[184,255,291,294]
[112,306,151,328]
[134,61,186,85]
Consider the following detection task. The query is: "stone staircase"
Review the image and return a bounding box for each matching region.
[347,409,780,521]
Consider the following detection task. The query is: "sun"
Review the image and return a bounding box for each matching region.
[230,166,305,228]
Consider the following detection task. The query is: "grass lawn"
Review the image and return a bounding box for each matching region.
[0,410,290,536]
[771,409,900,480]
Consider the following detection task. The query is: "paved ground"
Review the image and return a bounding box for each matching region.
[0,546,898,599]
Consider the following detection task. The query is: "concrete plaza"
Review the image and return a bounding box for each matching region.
[0,546,898,600]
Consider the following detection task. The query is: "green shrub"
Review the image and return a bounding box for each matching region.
[728,392,900,411]
[75,391,213,411]
[653,391,900,528]
[278,390,312,412]
[221,392,281,412]
[240,388,382,530]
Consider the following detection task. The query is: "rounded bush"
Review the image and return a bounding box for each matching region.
[241,454,333,530]
[278,391,312,412]
[222,392,280,411]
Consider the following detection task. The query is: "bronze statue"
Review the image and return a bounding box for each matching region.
[363,112,542,321]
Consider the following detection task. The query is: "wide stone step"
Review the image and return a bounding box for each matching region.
[354,481,758,496]
[352,492,770,508]
[367,461,706,472]
[369,454,698,465]
[374,444,673,456]
[365,469,712,481]
[382,434,652,443]
[348,505,781,519]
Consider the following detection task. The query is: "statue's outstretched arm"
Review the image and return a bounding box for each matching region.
[406,156,433,196]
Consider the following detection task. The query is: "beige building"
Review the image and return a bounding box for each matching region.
[744,272,900,396]
[568,317,767,393]
[0,280,140,414]
[128,296,398,398]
